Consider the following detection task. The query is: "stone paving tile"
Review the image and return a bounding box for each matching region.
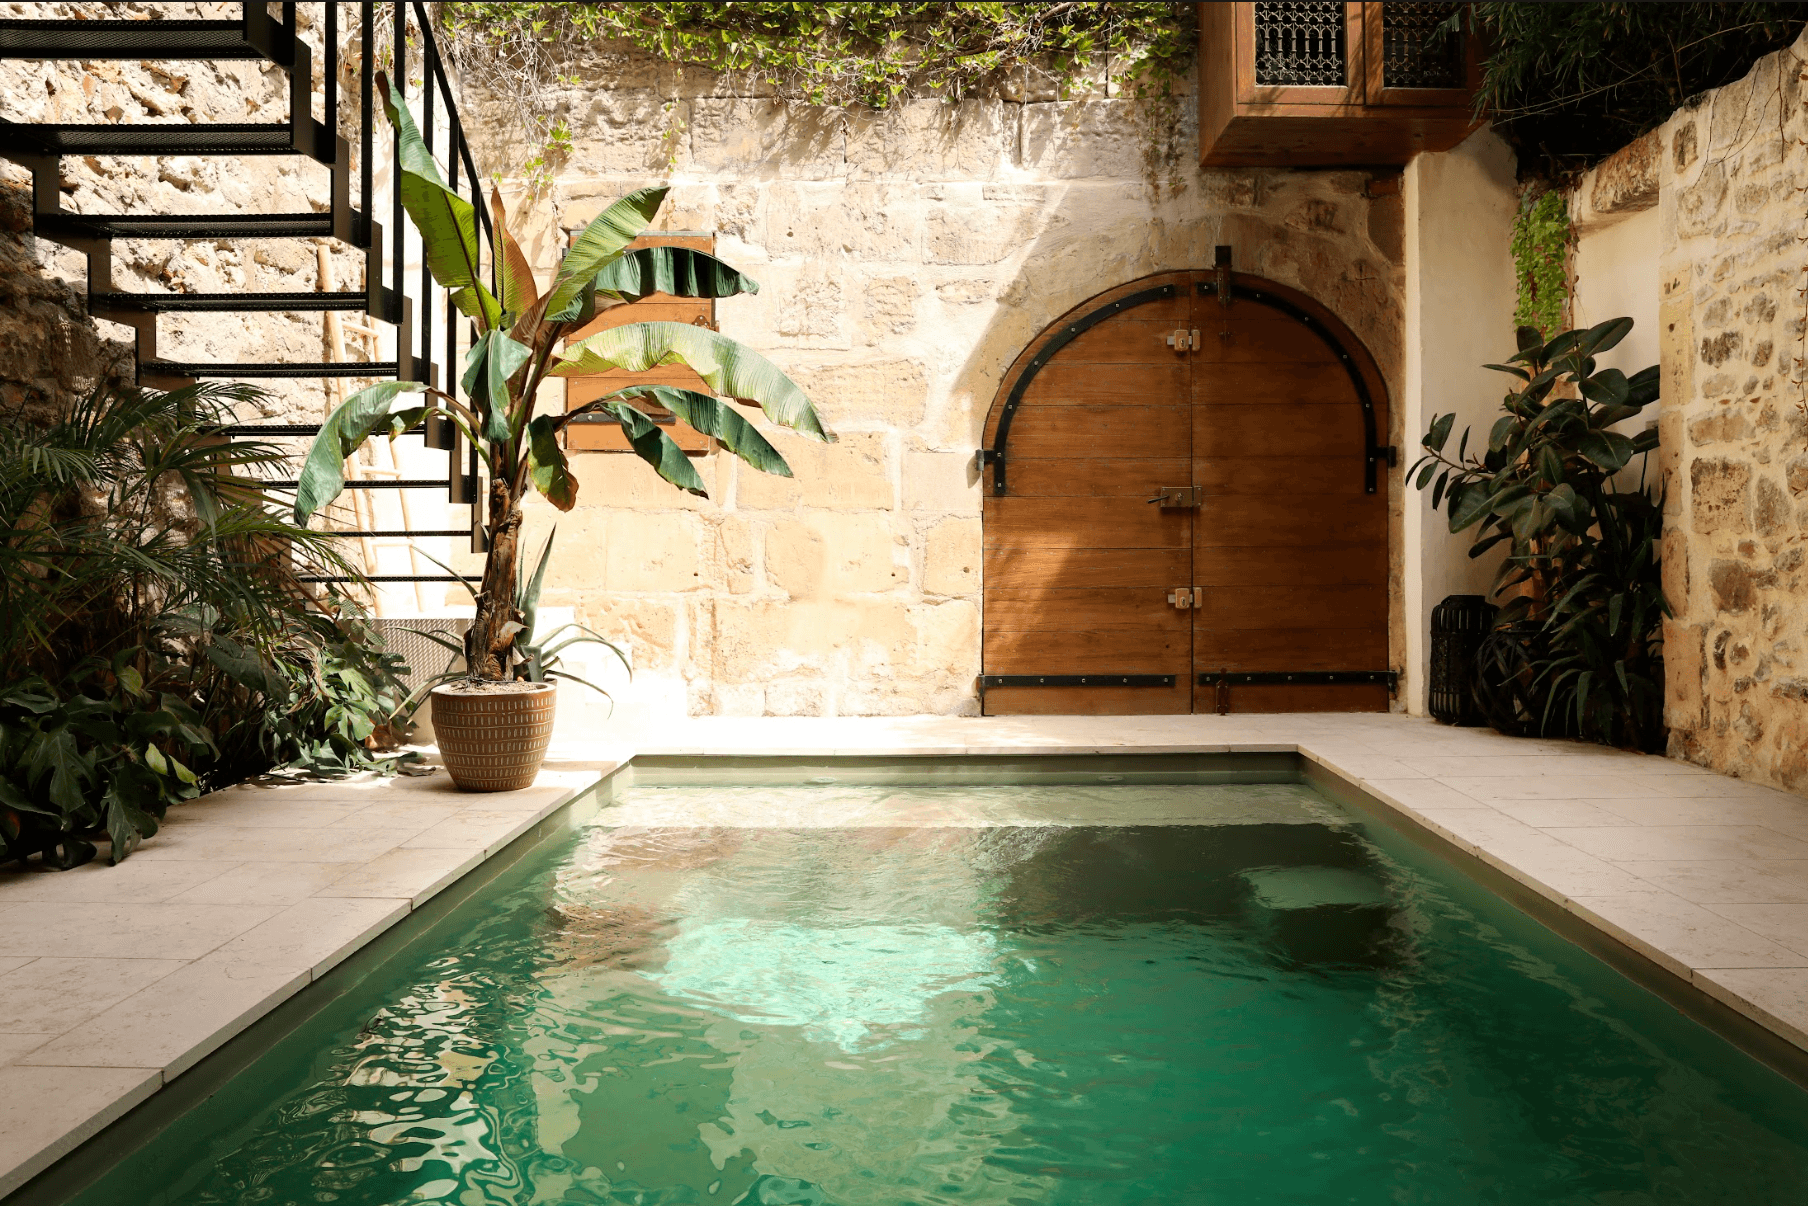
[1556,825,1808,864]
[0,958,185,1034]
[1401,754,1713,778]
[1591,796,1808,839]
[1615,860,1808,905]
[400,810,542,854]
[204,898,410,981]
[1702,903,1808,953]
[0,1032,52,1064]
[1566,891,1808,975]
[1488,799,1644,828]
[0,1066,161,1198]
[163,798,364,829]
[15,957,306,1079]
[125,825,415,865]
[315,847,484,905]
[0,902,279,961]
[1695,967,1808,1049]
[0,859,230,905]
[1359,778,1492,812]
[167,862,363,906]
[1434,774,1733,802]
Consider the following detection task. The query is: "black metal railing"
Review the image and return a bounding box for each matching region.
[0,2,490,585]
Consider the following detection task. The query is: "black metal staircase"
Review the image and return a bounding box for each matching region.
[0,2,482,579]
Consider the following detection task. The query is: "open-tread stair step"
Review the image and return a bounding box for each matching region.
[93,291,369,313]
[1,122,304,157]
[37,213,336,239]
[0,19,264,60]
[145,360,399,379]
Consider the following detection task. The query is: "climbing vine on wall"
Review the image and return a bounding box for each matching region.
[1511,190,1571,337]
[440,2,1195,188]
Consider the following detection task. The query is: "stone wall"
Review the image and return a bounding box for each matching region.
[1653,32,1808,790]
[461,45,1409,719]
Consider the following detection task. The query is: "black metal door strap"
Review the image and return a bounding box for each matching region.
[1194,280,1396,494]
[980,675,1177,688]
[1199,671,1398,689]
[978,284,1177,495]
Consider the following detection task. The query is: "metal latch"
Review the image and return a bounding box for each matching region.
[1165,328,1200,351]
[1146,486,1203,508]
[1168,586,1204,609]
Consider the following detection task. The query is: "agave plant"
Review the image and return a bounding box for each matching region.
[294,73,833,681]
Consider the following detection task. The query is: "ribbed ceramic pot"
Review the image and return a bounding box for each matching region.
[430,681,557,792]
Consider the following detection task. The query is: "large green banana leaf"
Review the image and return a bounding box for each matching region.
[563,404,707,496]
[490,188,539,317]
[293,381,428,523]
[461,330,533,444]
[574,385,791,477]
[592,247,761,304]
[545,187,667,316]
[526,415,579,510]
[377,72,500,329]
[549,322,832,443]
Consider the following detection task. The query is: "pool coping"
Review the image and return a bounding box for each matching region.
[5,712,1808,1199]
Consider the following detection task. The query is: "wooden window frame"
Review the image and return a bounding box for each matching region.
[1360,2,1479,110]
[1236,1,1366,111]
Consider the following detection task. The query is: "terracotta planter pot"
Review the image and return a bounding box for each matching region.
[430,681,557,792]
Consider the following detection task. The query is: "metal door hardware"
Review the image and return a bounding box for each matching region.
[1147,486,1203,508]
[1167,586,1204,609]
[1165,328,1201,350]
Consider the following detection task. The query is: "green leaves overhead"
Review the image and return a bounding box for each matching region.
[491,187,539,317]
[293,381,428,523]
[552,322,833,443]
[581,403,708,495]
[376,71,500,330]
[545,186,668,316]
[592,247,761,304]
[578,385,792,478]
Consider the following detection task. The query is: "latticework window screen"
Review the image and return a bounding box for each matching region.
[1380,3,1463,89]
[1252,2,1347,87]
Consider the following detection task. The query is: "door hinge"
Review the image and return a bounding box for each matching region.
[1167,586,1204,609]
[1165,328,1201,351]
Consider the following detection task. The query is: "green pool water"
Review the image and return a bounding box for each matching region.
[55,780,1808,1205]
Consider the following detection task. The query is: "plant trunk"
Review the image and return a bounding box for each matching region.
[466,478,523,681]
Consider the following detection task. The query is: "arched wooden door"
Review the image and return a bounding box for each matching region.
[980,261,1393,715]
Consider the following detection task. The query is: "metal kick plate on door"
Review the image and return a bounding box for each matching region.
[1148,486,1203,508]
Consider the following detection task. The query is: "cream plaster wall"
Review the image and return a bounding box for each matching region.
[459,49,1408,721]
[1400,127,1519,716]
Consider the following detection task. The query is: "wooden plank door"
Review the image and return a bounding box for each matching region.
[1190,275,1389,712]
[982,275,1197,715]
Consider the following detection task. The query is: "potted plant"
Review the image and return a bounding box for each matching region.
[294,75,833,790]
[1409,319,1666,750]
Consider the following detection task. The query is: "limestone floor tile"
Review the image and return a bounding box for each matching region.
[1358,777,1492,813]
[0,1031,53,1064]
[1703,903,1808,953]
[1465,835,1656,900]
[1614,860,1808,906]
[1694,967,1808,1049]
[166,861,362,906]
[400,809,545,854]
[0,957,33,977]
[1400,754,1710,779]
[164,798,363,829]
[326,799,463,833]
[1591,796,1808,839]
[1295,749,1427,780]
[0,1065,161,1198]
[13,957,306,1079]
[125,825,414,865]
[204,897,409,980]
[1555,825,1808,864]
[1487,799,1643,828]
[1434,775,1715,802]
[0,957,185,1032]
[0,858,230,904]
[0,902,279,960]
[1565,891,1808,975]
[1402,806,1544,853]
[315,846,483,905]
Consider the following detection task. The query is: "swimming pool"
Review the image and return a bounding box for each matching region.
[37,768,1808,1205]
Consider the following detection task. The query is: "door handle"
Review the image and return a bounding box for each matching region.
[1146,486,1203,508]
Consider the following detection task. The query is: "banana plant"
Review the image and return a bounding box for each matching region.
[294,73,833,681]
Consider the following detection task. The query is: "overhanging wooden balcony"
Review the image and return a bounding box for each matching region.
[1198,1,1481,168]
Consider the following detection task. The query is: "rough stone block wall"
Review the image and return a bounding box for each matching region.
[460,45,1407,718]
[1658,33,1808,790]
